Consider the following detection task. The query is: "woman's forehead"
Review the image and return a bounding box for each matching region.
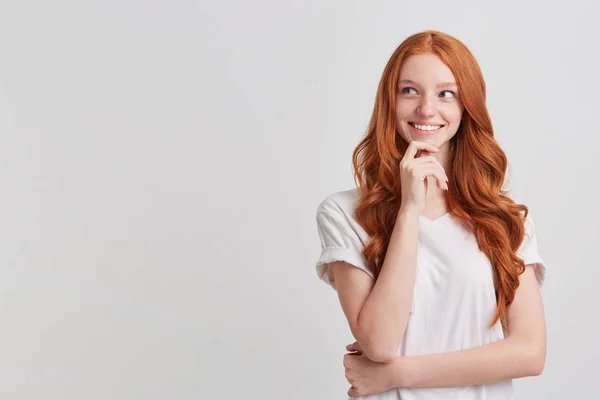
[399,54,456,83]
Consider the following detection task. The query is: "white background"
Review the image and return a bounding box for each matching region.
[0,0,597,398]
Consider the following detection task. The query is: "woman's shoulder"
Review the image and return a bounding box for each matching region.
[317,187,360,216]
[316,188,368,239]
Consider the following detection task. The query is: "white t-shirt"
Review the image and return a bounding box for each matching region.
[315,188,546,400]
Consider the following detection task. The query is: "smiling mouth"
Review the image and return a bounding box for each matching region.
[409,122,444,132]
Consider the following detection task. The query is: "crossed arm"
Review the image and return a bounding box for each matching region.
[337,261,546,389]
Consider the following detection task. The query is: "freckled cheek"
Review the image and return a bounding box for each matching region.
[439,106,463,125]
[395,102,414,121]
[394,106,412,139]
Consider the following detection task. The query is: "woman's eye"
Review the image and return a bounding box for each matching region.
[402,87,417,94]
[439,90,455,98]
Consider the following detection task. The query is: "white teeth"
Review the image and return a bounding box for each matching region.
[413,123,441,131]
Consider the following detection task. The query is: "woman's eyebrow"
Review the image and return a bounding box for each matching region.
[398,79,457,88]
[398,79,419,86]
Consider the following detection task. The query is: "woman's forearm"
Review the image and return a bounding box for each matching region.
[358,210,420,362]
[389,336,544,388]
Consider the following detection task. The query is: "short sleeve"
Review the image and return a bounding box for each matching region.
[315,209,374,291]
[517,213,546,285]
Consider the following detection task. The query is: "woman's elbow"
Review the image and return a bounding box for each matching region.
[526,345,546,376]
[353,324,402,363]
[362,342,399,363]
[529,356,545,376]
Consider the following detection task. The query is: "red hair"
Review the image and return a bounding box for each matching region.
[352,30,528,330]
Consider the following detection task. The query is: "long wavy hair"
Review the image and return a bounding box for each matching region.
[352,30,528,330]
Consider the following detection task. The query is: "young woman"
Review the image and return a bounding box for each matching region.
[315,31,546,399]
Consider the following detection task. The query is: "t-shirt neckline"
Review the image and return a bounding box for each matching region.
[419,212,451,224]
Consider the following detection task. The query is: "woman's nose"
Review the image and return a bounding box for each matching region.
[417,96,436,117]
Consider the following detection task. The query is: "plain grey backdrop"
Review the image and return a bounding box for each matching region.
[0,0,597,398]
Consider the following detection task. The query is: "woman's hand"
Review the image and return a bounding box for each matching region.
[399,141,448,215]
[343,341,397,397]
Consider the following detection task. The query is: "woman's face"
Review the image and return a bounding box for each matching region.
[395,53,464,150]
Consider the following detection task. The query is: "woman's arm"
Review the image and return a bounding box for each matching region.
[387,264,546,387]
[333,210,421,362]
